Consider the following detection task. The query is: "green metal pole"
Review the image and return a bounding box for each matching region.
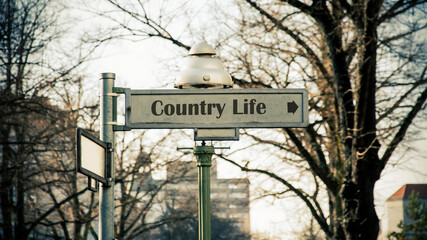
[100,73,115,240]
[193,145,214,240]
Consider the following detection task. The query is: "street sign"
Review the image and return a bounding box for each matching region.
[124,88,308,129]
[194,128,239,141]
[76,128,111,185]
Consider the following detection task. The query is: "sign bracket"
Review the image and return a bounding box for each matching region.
[88,177,98,192]
[111,87,131,131]
[113,125,131,131]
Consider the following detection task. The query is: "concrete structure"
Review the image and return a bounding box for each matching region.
[379,184,427,239]
[164,160,251,233]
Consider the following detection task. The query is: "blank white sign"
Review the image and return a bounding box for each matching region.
[197,128,236,137]
[81,135,105,178]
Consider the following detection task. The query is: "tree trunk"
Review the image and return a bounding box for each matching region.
[15,132,27,240]
[0,142,14,240]
[346,1,383,238]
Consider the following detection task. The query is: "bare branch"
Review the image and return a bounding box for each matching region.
[217,154,332,237]
[379,0,427,24]
[377,65,427,123]
[380,79,427,166]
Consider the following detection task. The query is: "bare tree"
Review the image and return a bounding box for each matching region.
[90,0,427,239]
[0,0,100,239]
[112,130,199,239]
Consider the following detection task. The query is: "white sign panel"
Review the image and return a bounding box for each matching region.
[81,135,105,177]
[125,89,308,129]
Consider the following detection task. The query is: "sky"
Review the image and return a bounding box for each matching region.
[77,1,427,238]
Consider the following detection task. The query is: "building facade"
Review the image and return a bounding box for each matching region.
[163,160,251,233]
[379,184,427,239]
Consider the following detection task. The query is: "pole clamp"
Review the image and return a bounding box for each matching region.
[104,93,120,97]
[113,125,131,131]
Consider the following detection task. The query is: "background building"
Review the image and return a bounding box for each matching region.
[163,160,251,233]
[379,184,427,239]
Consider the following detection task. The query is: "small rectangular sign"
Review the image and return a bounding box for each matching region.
[194,128,239,141]
[76,128,110,184]
[125,88,308,129]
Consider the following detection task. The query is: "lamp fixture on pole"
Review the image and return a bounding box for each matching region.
[175,42,233,240]
[174,42,233,89]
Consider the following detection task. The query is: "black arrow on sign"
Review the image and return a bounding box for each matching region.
[287,101,298,114]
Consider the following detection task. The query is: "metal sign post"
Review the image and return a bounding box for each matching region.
[99,73,116,240]
[76,74,116,240]
[178,144,230,240]
[194,145,214,240]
